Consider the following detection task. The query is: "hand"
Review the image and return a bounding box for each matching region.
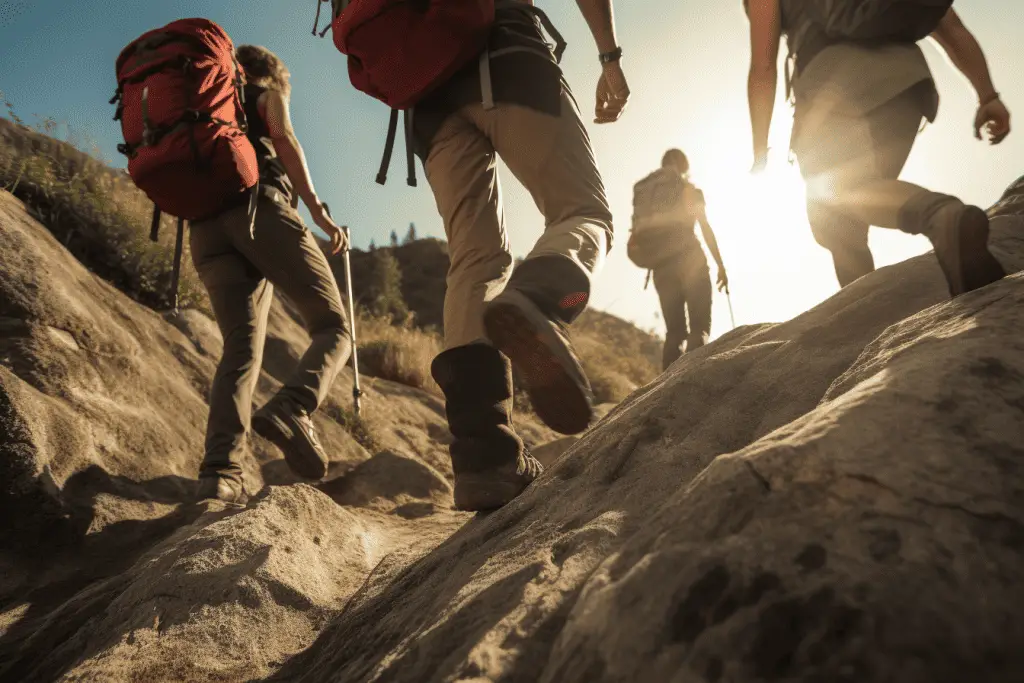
[312,202,349,255]
[595,61,630,124]
[975,96,1011,145]
[716,268,729,293]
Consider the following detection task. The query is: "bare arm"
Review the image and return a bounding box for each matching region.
[262,90,323,213]
[574,0,618,53]
[747,0,781,165]
[698,213,725,270]
[929,9,998,103]
[260,90,348,253]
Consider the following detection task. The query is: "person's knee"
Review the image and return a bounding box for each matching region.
[448,245,513,291]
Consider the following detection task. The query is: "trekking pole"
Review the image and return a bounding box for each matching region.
[322,203,363,415]
[170,217,185,315]
[725,286,737,330]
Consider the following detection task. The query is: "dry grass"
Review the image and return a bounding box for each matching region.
[356,314,443,395]
[0,98,207,313]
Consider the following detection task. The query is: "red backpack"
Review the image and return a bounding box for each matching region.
[112,18,258,222]
[315,0,564,187]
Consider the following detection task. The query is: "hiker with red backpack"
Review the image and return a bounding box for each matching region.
[114,23,353,504]
[746,0,1010,295]
[326,0,629,511]
[627,149,729,371]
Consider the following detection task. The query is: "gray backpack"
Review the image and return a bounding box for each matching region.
[806,0,953,43]
[783,0,952,95]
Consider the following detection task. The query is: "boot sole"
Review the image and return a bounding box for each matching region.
[483,301,592,436]
[453,476,533,512]
[940,206,1006,297]
[252,413,329,480]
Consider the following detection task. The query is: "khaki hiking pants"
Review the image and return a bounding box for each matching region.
[190,195,352,478]
[424,86,613,349]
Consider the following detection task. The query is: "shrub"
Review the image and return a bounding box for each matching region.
[0,99,208,313]
[355,314,442,394]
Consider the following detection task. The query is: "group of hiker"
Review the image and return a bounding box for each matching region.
[111,0,1010,510]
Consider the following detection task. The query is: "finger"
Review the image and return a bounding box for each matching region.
[331,231,342,255]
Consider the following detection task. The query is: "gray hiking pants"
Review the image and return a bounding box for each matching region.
[190,195,352,478]
[423,86,613,349]
[796,82,958,286]
[653,251,712,371]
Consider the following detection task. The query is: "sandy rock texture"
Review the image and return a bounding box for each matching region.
[2,178,1023,682]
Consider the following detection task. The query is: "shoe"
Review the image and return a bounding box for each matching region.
[483,288,594,435]
[452,447,543,512]
[431,344,544,511]
[252,399,329,480]
[195,474,248,505]
[925,203,1006,297]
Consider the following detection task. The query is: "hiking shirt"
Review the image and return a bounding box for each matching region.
[243,84,294,205]
[411,0,565,161]
[780,0,939,152]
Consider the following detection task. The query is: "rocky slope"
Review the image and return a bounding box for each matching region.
[1,176,1023,682]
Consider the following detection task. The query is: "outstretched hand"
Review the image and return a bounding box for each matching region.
[975,97,1011,145]
[595,62,630,124]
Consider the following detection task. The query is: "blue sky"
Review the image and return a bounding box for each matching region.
[2,0,1022,338]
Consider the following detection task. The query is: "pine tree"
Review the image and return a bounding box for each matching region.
[368,239,377,251]
[404,222,418,244]
[390,230,399,247]
[365,249,410,322]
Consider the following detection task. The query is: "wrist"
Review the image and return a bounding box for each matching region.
[598,46,622,65]
[979,90,1000,106]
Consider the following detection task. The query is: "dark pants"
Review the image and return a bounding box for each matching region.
[189,195,352,478]
[798,82,950,287]
[653,252,712,371]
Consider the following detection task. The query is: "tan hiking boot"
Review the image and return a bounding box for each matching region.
[483,288,595,435]
[431,344,544,512]
[252,399,329,480]
[195,474,248,505]
[925,203,1006,297]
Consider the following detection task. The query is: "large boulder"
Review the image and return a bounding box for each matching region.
[2,174,1023,683]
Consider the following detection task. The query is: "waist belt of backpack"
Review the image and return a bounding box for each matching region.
[375,2,568,189]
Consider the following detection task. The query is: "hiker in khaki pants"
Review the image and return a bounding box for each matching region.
[413,0,630,512]
[190,45,352,504]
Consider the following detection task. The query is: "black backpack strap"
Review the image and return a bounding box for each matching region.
[376,108,401,185]
[149,204,162,242]
[404,108,417,187]
[170,217,185,314]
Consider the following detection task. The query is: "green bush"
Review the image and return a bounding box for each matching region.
[0,97,207,313]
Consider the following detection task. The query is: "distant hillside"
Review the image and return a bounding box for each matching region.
[340,239,663,399]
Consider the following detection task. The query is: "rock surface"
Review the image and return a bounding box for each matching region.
[1,179,1023,682]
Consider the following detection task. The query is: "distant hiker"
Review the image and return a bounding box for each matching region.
[746,1,1009,294]
[326,0,629,510]
[190,44,353,503]
[628,149,728,370]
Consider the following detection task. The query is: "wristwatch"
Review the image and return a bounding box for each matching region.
[599,46,622,64]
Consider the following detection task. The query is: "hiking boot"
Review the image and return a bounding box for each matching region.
[922,202,1006,297]
[431,344,544,511]
[252,398,329,480]
[483,288,594,435]
[195,473,248,505]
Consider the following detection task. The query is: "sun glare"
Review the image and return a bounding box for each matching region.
[699,155,838,337]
